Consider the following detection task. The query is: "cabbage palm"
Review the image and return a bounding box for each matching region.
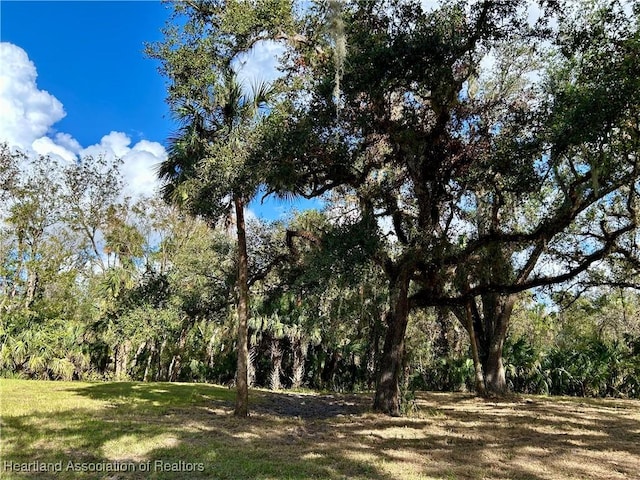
[158,67,272,416]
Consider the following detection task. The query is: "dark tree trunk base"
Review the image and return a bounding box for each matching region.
[373,270,411,417]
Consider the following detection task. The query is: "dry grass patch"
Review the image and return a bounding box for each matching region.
[1,380,639,479]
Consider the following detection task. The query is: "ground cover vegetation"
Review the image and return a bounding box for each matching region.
[1,379,639,479]
[2,0,640,421]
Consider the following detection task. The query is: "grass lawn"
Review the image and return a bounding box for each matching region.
[1,379,639,479]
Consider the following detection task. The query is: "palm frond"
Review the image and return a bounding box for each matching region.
[249,79,274,111]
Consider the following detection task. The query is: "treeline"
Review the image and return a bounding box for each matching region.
[1,145,639,399]
[0,146,387,389]
[410,296,640,402]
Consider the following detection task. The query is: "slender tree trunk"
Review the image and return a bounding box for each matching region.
[465,301,486,396]
[156,339,167,381]
[373,269,411,416]
[312,347,325,388]
[168,356,177,381]
[234,196,250,417]
[113,346,121,380]
[129,341,147,374]
[269,339,283,390]
[247,345,256,388]
[291,339,307,389]
[322,350,341,389]
[169,326,189,382]
[207,332,216,368]
[143,341,156,382]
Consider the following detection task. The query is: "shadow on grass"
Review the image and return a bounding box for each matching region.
[2,381,640,480]
[1,381,385,480]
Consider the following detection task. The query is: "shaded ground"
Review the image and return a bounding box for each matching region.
[1,379,640,480]
[251,390,369,418]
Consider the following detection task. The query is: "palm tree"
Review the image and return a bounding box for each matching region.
[158,68,272,417]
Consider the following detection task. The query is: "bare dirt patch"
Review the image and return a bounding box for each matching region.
[251,390,370,418]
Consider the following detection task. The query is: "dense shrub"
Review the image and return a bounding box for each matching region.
[504,336,640,399]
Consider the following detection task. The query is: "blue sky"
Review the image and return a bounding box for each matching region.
[1,0,173,147]
[0,0,320,220]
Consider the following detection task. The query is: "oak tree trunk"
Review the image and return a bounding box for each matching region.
[476,294,515,396]
[373,270,411,416]
[114,341,131,380]
[483,344,507,395]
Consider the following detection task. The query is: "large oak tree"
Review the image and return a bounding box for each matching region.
[258,0,640,413]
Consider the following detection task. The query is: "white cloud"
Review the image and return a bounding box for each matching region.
[233,40,286,92]
[32,137,77,163]
[132,139,166,159]
[121,144,167,198]
[0,42,167,199]
[0,42,66,149]
[81,131,132,159]
[53,132,82,154]
[81,132,167,198]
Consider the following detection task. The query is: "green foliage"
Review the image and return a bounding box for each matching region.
[503,337,549,395]
[501,336,640,399]
[0,310,91,380]
[412,357,475,393]
[503,291,640,398]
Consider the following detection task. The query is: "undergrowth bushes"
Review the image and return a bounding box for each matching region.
[410,335,640,399]
[505,336,640,398]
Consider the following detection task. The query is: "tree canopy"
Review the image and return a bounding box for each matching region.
[2,0,640,418]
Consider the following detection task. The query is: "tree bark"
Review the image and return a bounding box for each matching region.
[234,196,250,417]
[291,339,307,389]
[247,345,257,388]
[114,341,131,380]
[322,350,341,389]
[373,269,411,416]
[477,294,515,396]
[207,332,217,368]
[156,338,167,381]
[169,325,190,382]
[269,339,283,390]
[24,270,39,309]
[465,301,486,396]
[129,341,146,374]
[483,344,507,395]
[143,341,156,382]
[366,311,384,389]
